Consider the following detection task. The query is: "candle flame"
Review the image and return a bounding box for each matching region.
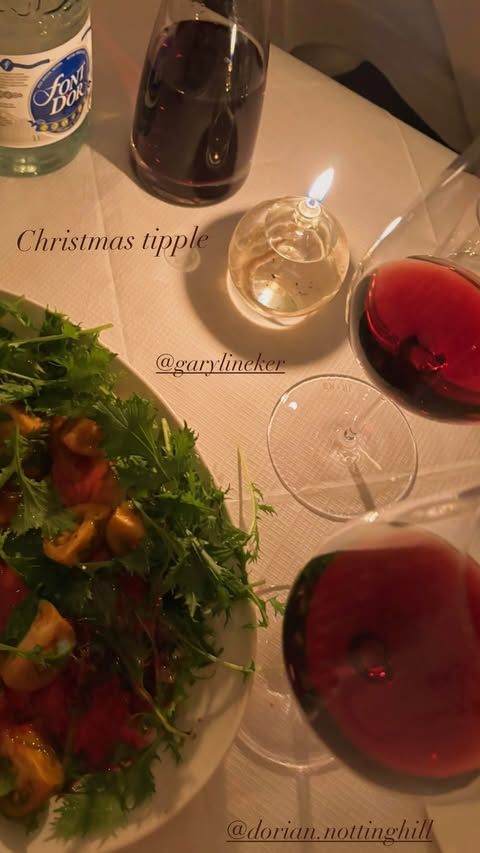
[307,168,335,204]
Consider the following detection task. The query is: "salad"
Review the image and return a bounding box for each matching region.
[0,299,273,839]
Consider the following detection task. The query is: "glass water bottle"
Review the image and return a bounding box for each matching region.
[0,0,92,177]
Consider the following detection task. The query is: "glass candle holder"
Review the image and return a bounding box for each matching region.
[228,193,350,324]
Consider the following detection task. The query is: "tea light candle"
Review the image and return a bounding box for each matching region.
[228,168,350,324]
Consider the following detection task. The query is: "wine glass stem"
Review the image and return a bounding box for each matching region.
[344,397,386,443]
[334,397,389,479]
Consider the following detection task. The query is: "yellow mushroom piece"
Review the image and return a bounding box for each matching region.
[61,417,103,457]
[43,503,111,567]
[0,726,64,818]
[0,404,43,441]
[0,600,75,692]
[105,501,146,557]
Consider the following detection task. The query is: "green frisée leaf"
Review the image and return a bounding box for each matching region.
[0,297,32,330]
[53,787,127,839]
[117,544,150,577]
[11,478,50,536]
[0,301,117,416]
[53,745,158,839]
[0,591,38,646]
[41,504,76,540]
[0,428,77,537]
[0,429,53,534]
[0,639,72,668]
[94,396,163,466]
[6,313,111,350]
[0,380,42,405]
[267,596,287,616]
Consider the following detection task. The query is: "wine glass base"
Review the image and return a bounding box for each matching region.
[267,375,418,521]
[237,586,337,774]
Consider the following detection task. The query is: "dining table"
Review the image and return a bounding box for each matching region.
[1,1,479,851]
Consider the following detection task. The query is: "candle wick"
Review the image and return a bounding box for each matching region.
[297,196,323,222]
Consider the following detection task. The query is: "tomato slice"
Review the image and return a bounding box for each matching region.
[50,441,121,507]
[0,562,28,635]
[73,677,146,769]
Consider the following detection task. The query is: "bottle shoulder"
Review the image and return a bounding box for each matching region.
[0,1,90,54]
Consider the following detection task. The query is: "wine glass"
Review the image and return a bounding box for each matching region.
[268,138,480,521]
[348,140,480,425]
[241,487,480,790]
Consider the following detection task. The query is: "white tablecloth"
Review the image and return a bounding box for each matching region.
[1,1,479,851]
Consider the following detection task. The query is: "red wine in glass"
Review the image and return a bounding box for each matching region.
[283,529,480,794]
[350,256,480,421]
[131,19,267,205]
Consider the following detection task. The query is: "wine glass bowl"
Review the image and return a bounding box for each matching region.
[237,585,337,773]
[282,488,480,795]
[347,138,480,423]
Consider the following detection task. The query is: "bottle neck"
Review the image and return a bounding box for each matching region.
[1,0,81,15]
[0,0,89,52]
[188,0,270,34]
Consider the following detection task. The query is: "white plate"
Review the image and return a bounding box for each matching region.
[0,292,256,852]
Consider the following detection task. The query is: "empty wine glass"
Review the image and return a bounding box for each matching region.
[268,137,480,521]
[241,487,480,790]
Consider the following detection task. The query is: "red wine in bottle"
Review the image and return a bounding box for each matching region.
[283,530,480,794]
[350,257,480,421]
[131,19,266,205]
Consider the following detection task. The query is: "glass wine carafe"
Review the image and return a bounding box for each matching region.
[131,0,270,206]
[268,137,480,521]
